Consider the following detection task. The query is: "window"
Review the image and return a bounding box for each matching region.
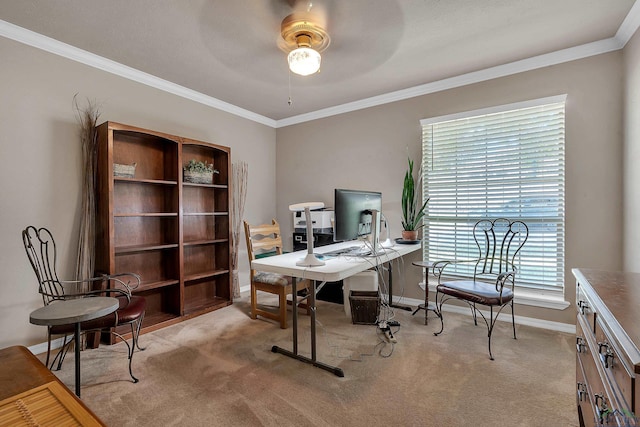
[421,95,566,294]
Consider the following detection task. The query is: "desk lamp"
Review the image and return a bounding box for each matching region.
[381,214,394,248]
[289,201,325,267]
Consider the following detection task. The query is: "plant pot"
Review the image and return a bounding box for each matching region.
[184,170,213,184]
[401,230,418,241]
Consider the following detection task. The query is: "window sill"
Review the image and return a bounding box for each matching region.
[512,288,570,310]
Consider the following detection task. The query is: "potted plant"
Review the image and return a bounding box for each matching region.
[183,159,219,184]
[401,157,429,241]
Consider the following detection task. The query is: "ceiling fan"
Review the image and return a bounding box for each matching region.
[276,1,332,76]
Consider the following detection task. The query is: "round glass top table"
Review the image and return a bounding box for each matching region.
[30,296,119,397]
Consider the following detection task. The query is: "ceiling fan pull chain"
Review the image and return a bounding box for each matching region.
[288,69,293,106]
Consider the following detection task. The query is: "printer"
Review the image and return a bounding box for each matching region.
[292,209,334,234]
[292,209,335,251]
[292,209,343,304]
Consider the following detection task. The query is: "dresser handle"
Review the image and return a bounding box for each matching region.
[594,393,611,424]
[577,300,590,314]
[577,382,587,402]
[598,342,614,369]
[576,337,586,353]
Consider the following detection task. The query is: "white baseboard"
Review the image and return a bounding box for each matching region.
[238,284,575,334]
[30,306,573,356]
[28,284,573,355]
[27,336,67,356]
[394,295,576,334]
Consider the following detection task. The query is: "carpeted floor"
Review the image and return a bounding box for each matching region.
[41,296,578,426]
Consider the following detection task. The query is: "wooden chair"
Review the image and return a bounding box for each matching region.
[243,219,311,329]
[431,218,528,360]
[22,226,146,382]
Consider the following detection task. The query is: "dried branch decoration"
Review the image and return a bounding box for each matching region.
[73,95,101,287]
[230,161,248,299]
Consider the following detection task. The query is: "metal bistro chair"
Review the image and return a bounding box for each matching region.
[432,218,528,360]
[22,226,146,382]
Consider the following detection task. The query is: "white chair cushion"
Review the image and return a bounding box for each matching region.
[254,272,289,286]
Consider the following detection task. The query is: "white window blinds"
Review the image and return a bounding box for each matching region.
[421,96,566,292]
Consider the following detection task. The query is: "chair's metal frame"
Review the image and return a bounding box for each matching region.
[432,218,529,360]
[22,225,145,382]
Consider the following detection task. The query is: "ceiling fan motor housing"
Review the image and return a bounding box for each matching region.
[280,12,330,53]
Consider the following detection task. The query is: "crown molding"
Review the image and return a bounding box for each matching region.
[616,0,640,46]
[275,37,623,128]
[2,7,638,130]
[0,19,276,128]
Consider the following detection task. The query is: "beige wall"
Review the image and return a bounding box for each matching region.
[1,32,634,346]
[276,52,625,326]
[0,37,276,348]
[624,29,640,271]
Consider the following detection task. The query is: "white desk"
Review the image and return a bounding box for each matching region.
[251,240,421,377]
[30,297,119,397]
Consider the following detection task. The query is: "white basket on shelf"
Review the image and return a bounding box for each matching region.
[114,163,136,178]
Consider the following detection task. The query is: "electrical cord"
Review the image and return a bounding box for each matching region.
[303,240,410,360]
[375,326,399,358]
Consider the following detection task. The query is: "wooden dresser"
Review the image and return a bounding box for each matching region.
[573,269,640,426]
[0,346,105,426]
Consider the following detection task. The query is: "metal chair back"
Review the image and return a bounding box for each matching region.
[472,218,529,281]
[22,226,65,305]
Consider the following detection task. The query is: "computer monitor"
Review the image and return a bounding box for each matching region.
[334,189,383,249]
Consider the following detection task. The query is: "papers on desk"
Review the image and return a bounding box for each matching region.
[320,245,361,257]
[316,245,390,259]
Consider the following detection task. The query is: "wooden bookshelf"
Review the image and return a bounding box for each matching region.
[95,122,232,342]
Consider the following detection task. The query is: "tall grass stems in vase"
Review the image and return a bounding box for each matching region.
[230,161,248,299]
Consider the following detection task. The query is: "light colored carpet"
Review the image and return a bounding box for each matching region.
[42,296,578,427]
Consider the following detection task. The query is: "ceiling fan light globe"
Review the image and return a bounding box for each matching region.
[288,47,321,76]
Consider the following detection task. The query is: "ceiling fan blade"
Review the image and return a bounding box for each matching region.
[267,0,297,17]
[269,0,332,27]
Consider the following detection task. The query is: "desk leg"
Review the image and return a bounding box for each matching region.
[74,322,81,397]
[271,279,344,377]
[310,279,317,363]
[292,278,298,355]
[388,261,413,311]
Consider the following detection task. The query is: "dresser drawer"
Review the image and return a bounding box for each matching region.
[577,319,596,427]
[577,315,624,426]
[577,283,596,333]
[594,317,634,410]
[577,356,595,427]
[581,346,617,426]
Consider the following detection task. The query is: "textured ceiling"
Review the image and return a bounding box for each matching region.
[0,0,636,121]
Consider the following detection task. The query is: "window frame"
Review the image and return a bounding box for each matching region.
[420,95,567,302]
